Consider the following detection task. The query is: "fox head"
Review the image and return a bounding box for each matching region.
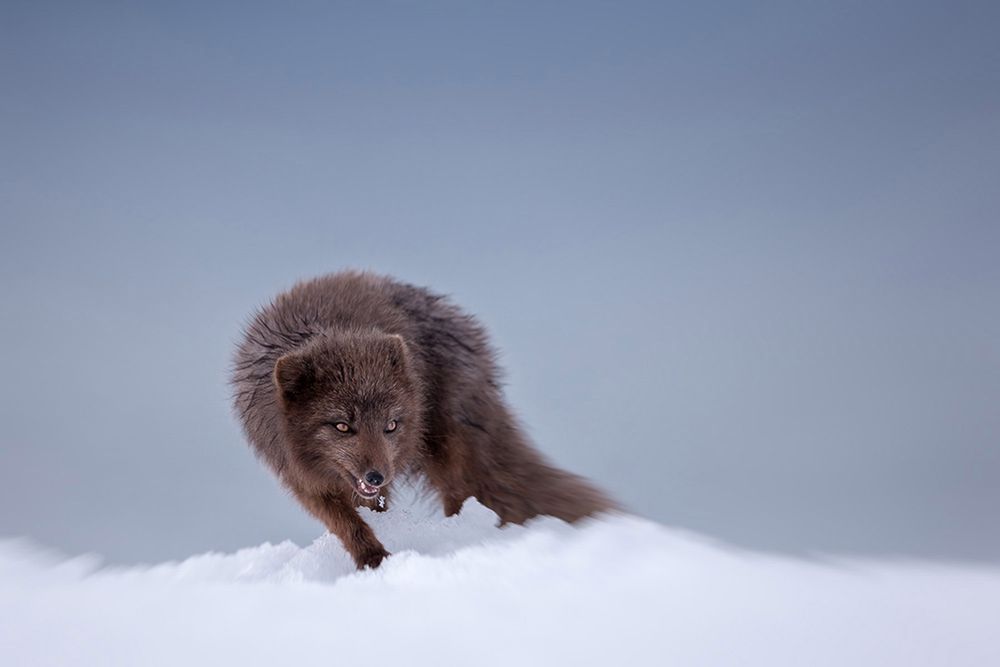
[273,330,424,498]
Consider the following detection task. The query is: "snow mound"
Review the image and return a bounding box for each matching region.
[2,500,998,666]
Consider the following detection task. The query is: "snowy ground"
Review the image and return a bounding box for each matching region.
[2,499,998,667]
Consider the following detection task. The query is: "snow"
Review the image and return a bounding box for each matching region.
[2,499,998,667]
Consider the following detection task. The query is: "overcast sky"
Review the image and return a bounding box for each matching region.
[2,1,998,564]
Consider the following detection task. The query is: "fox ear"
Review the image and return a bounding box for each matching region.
[385,334,409,370]
[273,352,314,403]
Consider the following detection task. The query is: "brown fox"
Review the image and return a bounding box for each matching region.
[231,271,617,569]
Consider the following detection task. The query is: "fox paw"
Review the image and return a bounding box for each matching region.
[355,546,390,570]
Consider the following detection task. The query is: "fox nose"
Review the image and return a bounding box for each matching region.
[365,470,384,486]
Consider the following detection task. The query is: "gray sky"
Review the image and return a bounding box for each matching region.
[2,0,998,564]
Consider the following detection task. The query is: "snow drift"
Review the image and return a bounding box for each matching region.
[2,499,998,666]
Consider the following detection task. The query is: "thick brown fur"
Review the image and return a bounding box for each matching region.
[231,271,618,569]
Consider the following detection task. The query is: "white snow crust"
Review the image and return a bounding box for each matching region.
[2,499,998,666]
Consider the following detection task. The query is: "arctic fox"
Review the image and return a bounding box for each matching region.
[231,271,617,568]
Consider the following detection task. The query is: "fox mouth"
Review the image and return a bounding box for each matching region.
[355,478,381,498]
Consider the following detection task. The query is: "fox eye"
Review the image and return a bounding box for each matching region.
[332,422,351,433]
[385,419,398,433]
